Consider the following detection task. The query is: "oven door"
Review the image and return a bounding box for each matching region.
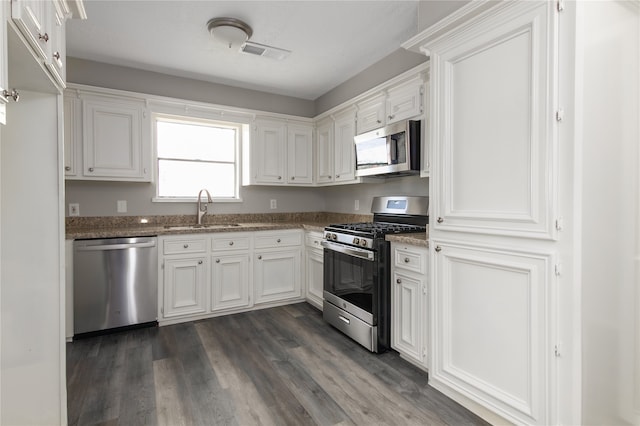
[321,240,378,325]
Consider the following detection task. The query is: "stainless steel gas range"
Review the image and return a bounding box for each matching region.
[322,195,429,353]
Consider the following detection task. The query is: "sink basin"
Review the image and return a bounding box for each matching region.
[164,223,242,230]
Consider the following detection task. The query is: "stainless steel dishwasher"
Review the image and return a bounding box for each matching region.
[73,236,158,335]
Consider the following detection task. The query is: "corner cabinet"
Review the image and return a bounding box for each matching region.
[406,1,560,424]
[64,88,152,182]
[249,118,313,186]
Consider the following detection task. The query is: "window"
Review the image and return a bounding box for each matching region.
[154,115,241,200]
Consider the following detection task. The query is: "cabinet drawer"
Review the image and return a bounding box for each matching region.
[163,237,207,255]
[254,230,302,249]
[305,232,323,249]
[212,233,251,251]
[394,246,427,274]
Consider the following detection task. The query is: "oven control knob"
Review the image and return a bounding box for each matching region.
[329,233,337,240]
[360,240,367,247]
[353,238,360,245]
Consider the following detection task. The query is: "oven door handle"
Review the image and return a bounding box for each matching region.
[321,240,375,261]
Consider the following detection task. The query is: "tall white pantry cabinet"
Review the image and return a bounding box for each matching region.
[405,1,639,425]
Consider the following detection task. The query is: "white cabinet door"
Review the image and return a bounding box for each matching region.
[211,253,251,311]
[392,269,423,364]
[286,123,313,184]
[11,0,49,61]
[356,94,385,134]
[333,109,357,183]
[254,249,301,304]
[63,94,80,176]
[430,239,555,425]
[386,77,424,125]
[305,248,323,309]
[253,119,286,184]
[430,1,557,240]
[82,95,151,181]
[315,118,334,184]
[163,257,208,318]
[0,0,8,124]
[44,3,65,88]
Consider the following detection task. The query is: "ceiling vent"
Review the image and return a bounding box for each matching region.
[207,17,291,61]
[241,41,291,61]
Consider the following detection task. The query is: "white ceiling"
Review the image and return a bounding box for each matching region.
[66,1,423,100]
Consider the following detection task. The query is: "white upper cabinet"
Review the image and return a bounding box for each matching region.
[426,1,558,240]
[314,118,334,184]
[81,93,151,181]
[250,118,314,186]
[332,108,358,183]
[0,0,8,124]
[356,94,385,134]
[386,76,424,125]
[286,122,314,184]
[44,1,66,88]
[63,93,80,176]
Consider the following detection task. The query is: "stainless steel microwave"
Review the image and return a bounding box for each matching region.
[354,119,421,177]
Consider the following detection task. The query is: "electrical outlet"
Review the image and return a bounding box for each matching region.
[69,203,79,217]
[354,199,360,211]
[117,200,127,213]
[270,199,277,209]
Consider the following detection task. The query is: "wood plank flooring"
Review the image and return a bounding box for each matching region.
[67,303,489,426]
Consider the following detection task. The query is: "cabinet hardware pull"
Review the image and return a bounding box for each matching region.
[277,239,281,243]
[258,255,262,260]
[65,166,71,171]
[396,278,402,284]
[39,33,49,42]
[291,176,295,180]
[336,175,340,178]
[435,246,442,252]
[3,89,19,102]
[229,241,234,246]
[278,176,282,180]
[215,259,220,263]
[88,167,94,172]
[388,114,395,120]
[198,260,203,264]
[404,257,410,263]
[376,119,381,124]
[183,244,189,248]
[53,52,61,60]
[437,217,444,223]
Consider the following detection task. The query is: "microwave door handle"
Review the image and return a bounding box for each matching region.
[389,135,398,164]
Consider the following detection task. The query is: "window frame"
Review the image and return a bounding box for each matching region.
[152,112,243,203]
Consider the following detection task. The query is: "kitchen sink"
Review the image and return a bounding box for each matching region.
[163,223,242,230]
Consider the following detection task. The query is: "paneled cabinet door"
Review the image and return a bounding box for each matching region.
[430,1,557,239]
[0,0,8,124]
[305,248,324,310]
[430,240,555,425]
[63,95,80,176]
[82,95,151,181]
[333,110,357,183]
[315,119,334,184]
[44,3,65,88]
[11,0,49,61]
[356,94,385,134]
[386,77,424,125]
[253,119,286,184]
[392,270,424,364]
[163,257,208,318]
[211,254,251,312]
[286,123,313,184]
[254,249,301,304]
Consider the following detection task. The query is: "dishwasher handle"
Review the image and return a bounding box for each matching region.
[76,240,157,251]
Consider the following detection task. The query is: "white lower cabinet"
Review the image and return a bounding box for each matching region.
[304,231,324,309]
[391,242,428,369]
[163,256,208,318]
[159,229,303,325]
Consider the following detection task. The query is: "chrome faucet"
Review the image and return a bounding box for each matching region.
[197,189,212,225]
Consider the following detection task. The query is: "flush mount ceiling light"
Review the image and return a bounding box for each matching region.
[207,17,253,49]
[206,17,291,60]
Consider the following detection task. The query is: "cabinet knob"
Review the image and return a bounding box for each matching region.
[277,239,281,243]
[53,51,61,61]
[65,166,71,171]
[404,257,410,263]
[229,241,234,246]
[39,32,49,43]
[198,260,203,264]
[88,167,94,172]
[291,176,295,180]
[396,278,402,284]
[3,89,19,102]
[437,217,444,223]
[435,246,442,253]
[183,244,189,248]
[278,176,282,180]
[376,119,381,124]
[258,255,262,260]
[216,259,220,263]
[388,114,395,120]
[336,175,340,178]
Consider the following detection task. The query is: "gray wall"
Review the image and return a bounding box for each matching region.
[417,1,471,32]
[67,58,316,118]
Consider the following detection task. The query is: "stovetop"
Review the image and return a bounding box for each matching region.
[327,221,426,238]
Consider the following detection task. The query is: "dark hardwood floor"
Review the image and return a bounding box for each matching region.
[67,303,489,426]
